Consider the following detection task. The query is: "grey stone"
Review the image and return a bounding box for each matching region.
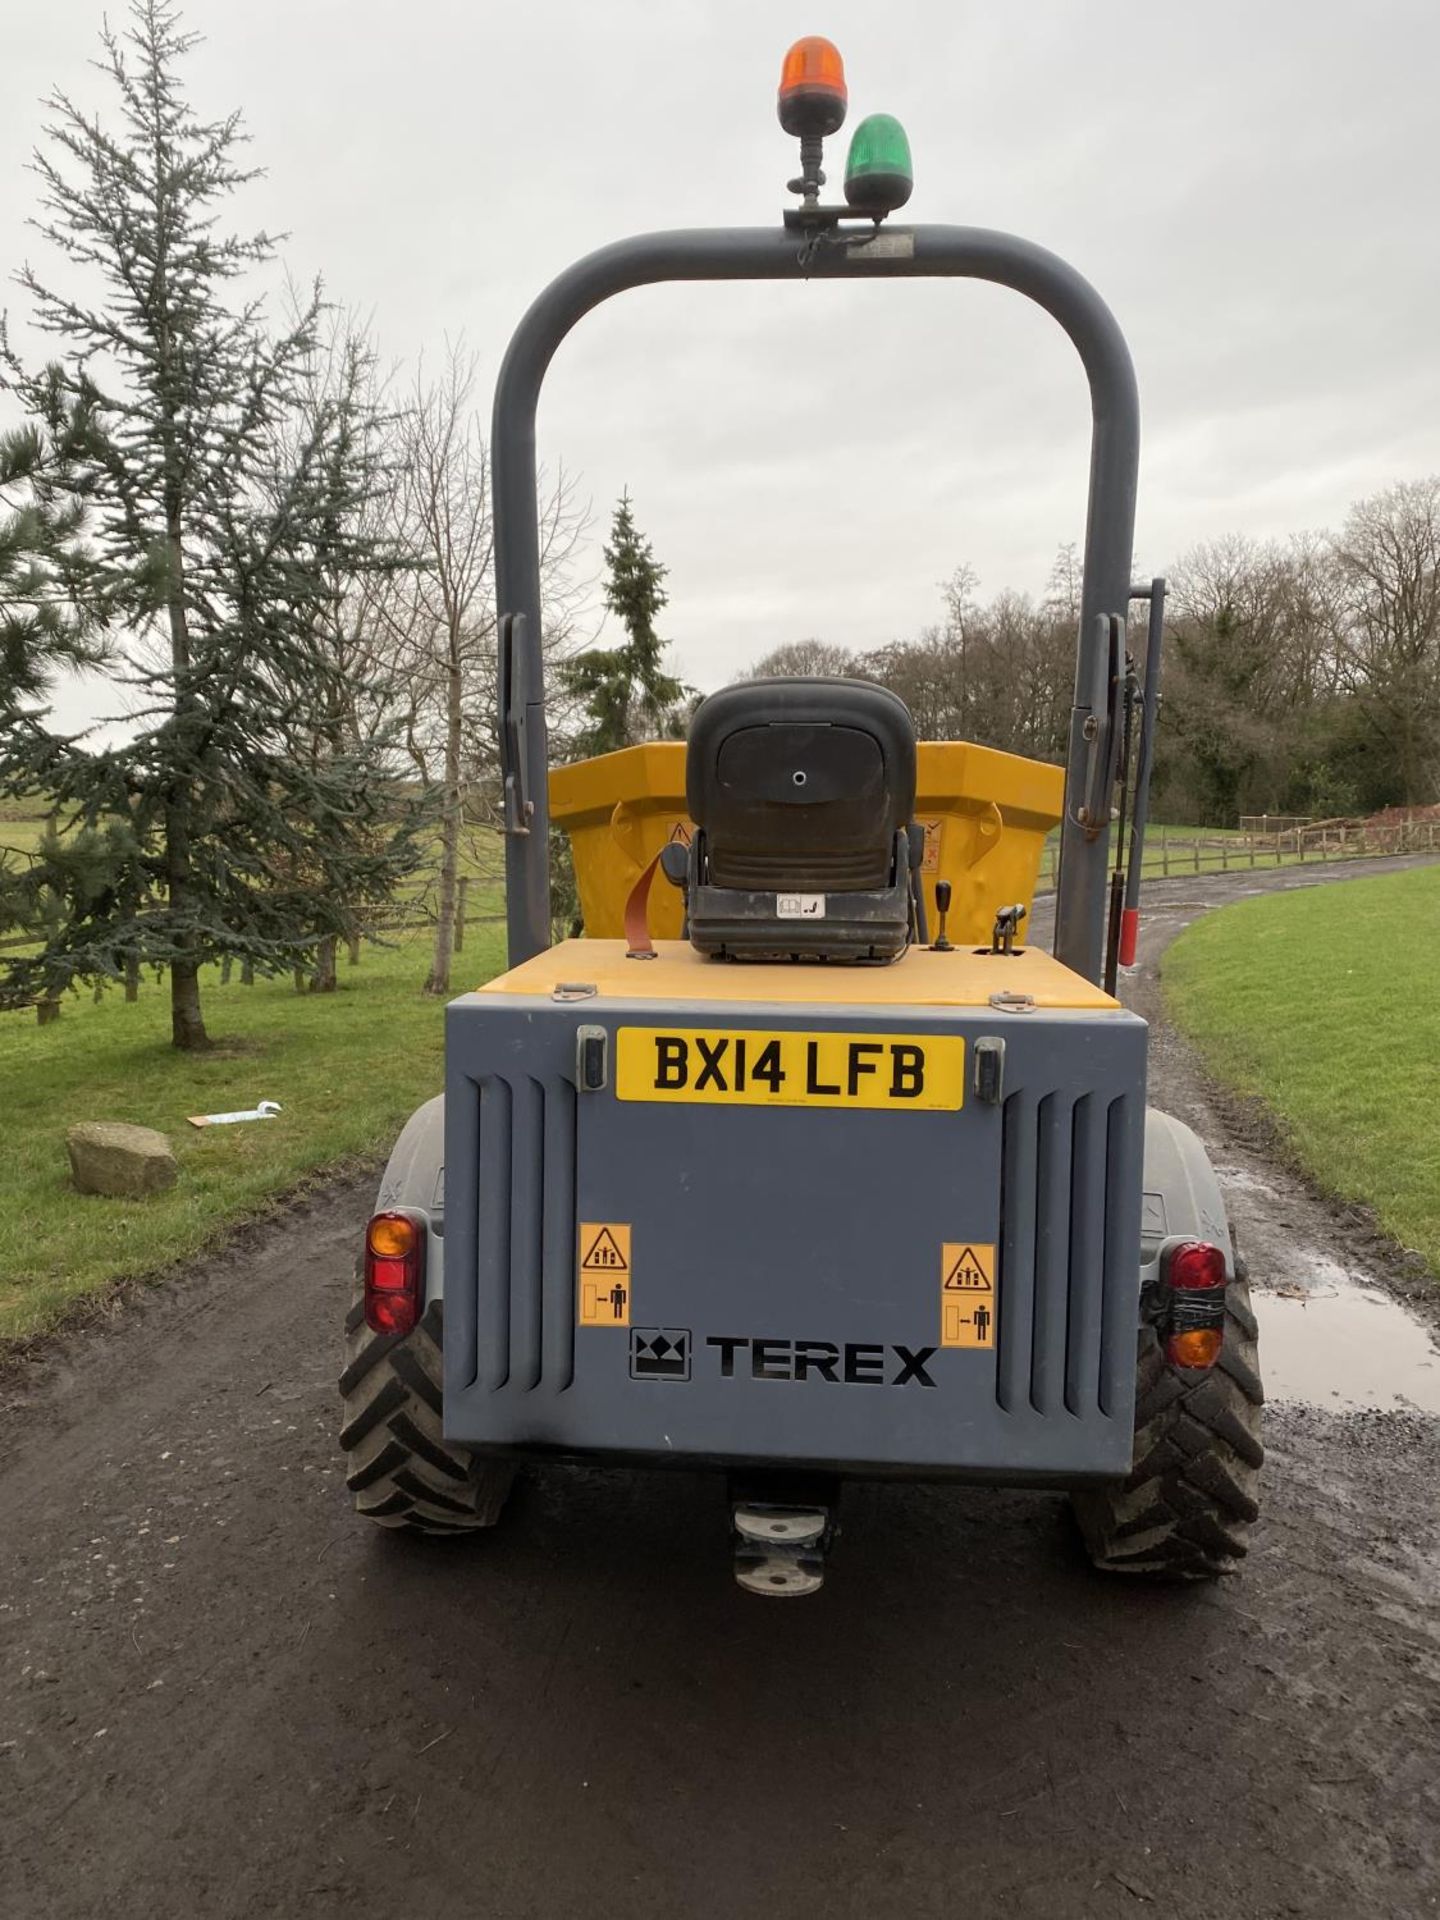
[66,1122,178,1198]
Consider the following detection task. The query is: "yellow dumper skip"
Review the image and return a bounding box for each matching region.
[548,740,1063,945]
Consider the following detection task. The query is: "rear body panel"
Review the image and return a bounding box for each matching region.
[443,943,1147,1482]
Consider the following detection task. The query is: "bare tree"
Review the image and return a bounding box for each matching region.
[746,638,858,678]
[372,342,588,995]
[1332,477,1440,804]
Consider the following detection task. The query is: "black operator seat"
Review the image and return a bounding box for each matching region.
[683,677,921,963]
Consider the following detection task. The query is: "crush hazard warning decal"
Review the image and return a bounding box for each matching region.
[920,819,942,873]
[940,1241,996,1349]
[615,1028,965,1111]
[578,1222,631,1327]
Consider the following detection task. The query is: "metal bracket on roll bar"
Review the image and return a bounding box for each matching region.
[499,612,533,837]
[1075,612,1125,841]
[1124,580,1166,915]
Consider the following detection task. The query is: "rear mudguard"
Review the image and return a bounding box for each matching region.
[1141,1107,1235,1295]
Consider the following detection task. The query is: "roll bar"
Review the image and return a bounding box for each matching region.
[492,223,1140,984]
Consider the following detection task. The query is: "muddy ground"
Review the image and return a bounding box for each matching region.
[3,857,1438,1919]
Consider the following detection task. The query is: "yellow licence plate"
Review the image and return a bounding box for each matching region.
[614,1027,965,1111]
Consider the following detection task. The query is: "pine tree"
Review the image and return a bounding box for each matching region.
[559,490,687,757]
[0,402,113,1019]
[0,1,420,1046]
[0,398,101,696]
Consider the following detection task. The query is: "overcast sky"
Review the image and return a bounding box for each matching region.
[6,0,1440,728]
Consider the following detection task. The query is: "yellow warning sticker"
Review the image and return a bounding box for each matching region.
[920,819,942,873]
[940,1242,997,1349]
[578,1222,632,1327]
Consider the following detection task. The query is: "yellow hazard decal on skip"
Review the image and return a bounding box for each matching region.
[615,1028,965,1111]
[578,1222,632,1327]
[940,1242,996,1349]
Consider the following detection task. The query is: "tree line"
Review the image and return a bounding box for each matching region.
[747,483,1440,829]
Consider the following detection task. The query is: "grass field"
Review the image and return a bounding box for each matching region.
[1163,863,1440,1279]
[0,920,507,1345]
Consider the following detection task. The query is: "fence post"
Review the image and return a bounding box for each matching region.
[1163,839,1170,877]
[454,875,470,954]
[1221,840,1229,872]
[1193,840,1200,875]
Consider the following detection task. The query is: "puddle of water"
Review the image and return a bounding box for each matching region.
[1214,1165,1281,1201]
[1254,1269,1440,1414]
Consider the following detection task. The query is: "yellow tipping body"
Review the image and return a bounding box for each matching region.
[548,739,1064,944]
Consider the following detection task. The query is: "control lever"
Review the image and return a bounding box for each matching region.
[931,878,954,952]
[990,902,1027,956]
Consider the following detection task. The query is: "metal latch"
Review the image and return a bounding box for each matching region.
[973,1037,1006,1104]
[576,1024,608,1092]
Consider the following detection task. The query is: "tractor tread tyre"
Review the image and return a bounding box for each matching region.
[1072,1276,1263,1581]
[340,1286,514,1535]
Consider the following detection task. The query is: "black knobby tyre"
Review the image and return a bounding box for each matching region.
[339,1284,514,1535]
[1072,1274,1264,1579]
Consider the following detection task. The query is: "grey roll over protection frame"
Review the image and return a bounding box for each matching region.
[491,223,1140,985]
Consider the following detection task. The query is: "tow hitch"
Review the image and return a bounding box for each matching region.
[731,1478,837,1595]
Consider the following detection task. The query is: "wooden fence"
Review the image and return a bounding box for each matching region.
[1035,818,1440,893]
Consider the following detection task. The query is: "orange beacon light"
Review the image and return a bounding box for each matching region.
[777,36,848,139]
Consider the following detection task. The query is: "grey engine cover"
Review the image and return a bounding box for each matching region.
[443,994,1147,1481]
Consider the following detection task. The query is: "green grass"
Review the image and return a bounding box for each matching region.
[1163,864,1440,1278]
[0,921,507,1345]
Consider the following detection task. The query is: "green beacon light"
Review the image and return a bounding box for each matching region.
[843,113,913,213]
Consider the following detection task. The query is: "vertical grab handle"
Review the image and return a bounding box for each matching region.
[1119,578,1166,965]
[1077,612,1124,842]
[499,613,532,837]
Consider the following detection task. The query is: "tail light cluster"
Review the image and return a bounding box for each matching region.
[1162,1240,1227,1370]
[363,1210,425,1336]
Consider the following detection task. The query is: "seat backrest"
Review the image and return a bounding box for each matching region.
[686,678,917,891]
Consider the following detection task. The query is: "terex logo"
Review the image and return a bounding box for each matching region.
[706,1336,938,1388]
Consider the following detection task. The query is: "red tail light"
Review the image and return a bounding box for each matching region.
[1163,1240,1227,1369]
[1167,1241,1227,1290]
[364,1210,425,1336]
